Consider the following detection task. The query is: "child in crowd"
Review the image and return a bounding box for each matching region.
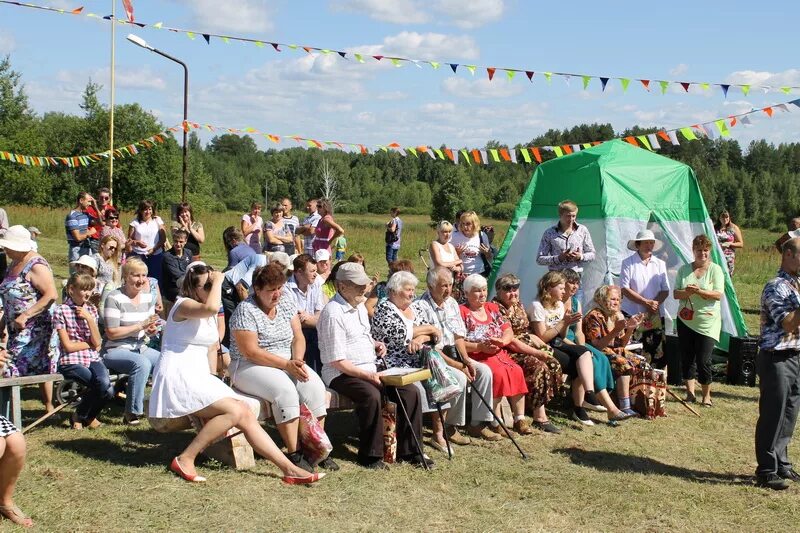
[53,273,114,429]
[334,235,347,261]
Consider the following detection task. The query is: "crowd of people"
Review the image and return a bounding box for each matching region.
[0,190,796,525]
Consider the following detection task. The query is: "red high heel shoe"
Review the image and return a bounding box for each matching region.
[170,457,207,483]
[281,472,326,485]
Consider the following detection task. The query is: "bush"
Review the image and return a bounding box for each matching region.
[485,202,516,221]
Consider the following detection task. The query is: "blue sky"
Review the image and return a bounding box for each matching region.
[1,0,798,152]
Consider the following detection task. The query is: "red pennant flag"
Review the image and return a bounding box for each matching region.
[359,145,367,155]
[121,0,134,22]
[500,148,511,161]
[764,107,774,117]
[303,47,313,54]
[729,116,737,127]
[657,131,670,142]
[487,67,496,81]
[625,136,638,146]
[680,82,690,92]
[373,55,384,61]
[562,145,573,155]
[72,6,84,14]
[531,148,542,163]
[525,71,534,81]
[388,142,401,148]
[640,79,651,91]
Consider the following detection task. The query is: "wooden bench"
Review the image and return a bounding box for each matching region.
[0,373,64,431]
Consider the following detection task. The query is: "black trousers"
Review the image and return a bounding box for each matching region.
[677,320,715,384]
[220,278,240,348]
[302,327,322,375]
[549,341,587,380]
[755,348,800,476]
[329,374,422,464]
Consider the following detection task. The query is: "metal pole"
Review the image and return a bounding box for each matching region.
[151,48,188,202]
[108,0,116,199]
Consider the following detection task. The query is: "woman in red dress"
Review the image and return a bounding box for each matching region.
[459,274,532,436]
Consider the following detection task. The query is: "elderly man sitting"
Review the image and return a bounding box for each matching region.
[414,267,499,443]
[318,262,427,470]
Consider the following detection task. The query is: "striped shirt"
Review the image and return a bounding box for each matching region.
[283,274,324,316]
[102,288,155,351]
[65,209,89,244]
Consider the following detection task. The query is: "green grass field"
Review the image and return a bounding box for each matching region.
[4,206,797,532]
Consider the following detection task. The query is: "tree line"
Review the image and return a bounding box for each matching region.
[1,55,799,228]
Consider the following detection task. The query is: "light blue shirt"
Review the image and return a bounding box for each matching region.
[224,254,267,289]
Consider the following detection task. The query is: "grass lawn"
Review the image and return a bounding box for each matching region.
[4,206,798,532]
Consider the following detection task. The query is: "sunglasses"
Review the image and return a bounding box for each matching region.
[106,246,118,251]
[100,196,110,200]
[500,283,520,291]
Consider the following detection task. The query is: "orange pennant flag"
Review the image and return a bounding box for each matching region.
[531,148,542,163]
[764,107,774,117]
[471,149,481,164]
[562,145,573,155]
[657,131,670,142]
[729,117,737,127]
[499,148,511,161]
[302,46,313,53]
[359,145,367,155]
[444,148,454,161]
[487,67,496,81]
[591,141,602,146]
[625,136,638,146]
[71,6,84,14]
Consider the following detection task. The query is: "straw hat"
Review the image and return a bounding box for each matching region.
[0,225,34,252]
[626,229,663,251]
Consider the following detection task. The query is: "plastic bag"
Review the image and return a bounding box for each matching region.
[382,397,397,464]
[298,404,333,466]
[423,347,462,404]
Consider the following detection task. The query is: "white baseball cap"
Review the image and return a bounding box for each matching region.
[314,249,331,262]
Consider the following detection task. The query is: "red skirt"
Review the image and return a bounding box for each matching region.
[471,350,528,398]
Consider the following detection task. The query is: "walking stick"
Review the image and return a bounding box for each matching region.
[447,347,528,460]
[666,387,701,418]
[392,387,430,471]
[435,402,453,459]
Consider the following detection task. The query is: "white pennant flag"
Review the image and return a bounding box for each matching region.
[647,133,661,150]
[479,150,488,165]
[667,130,680,145]
[740,115,752,125]
[776,103,789,113]
[452,150,459,165]
[427,148,436,159]
[571,144,581,153]
[510,149,517,164]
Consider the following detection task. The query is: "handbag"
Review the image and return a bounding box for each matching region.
[422,347,462,404]
[298,404,333,466]
[678,299,694,321]
[631,368,667,419]
[381,396,398,463]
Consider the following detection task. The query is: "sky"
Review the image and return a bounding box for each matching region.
[1,0,799,153]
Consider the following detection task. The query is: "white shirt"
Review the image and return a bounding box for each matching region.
[450,232,482,275]
[283,274,325,316]
[318,293,378,386]
[619,252,670,316]
[302,211,322,253]
[414,291,466,349]
[129,216,164,255]
[528,300,565,329]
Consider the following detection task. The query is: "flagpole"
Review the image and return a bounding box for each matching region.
[108,0,116,200]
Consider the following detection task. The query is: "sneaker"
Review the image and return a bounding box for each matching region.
[532,420,562,434]
[778,469,800,482]
[445,425,471,445]
[318,457,340,471]
[571,407,595,426]
[287,451,314,473]
[755,473,790,490]
[467,423,502,442]
[122,413,140,426]
[362,459,390,471]
[582,401,608,413]
[513,419,534,435]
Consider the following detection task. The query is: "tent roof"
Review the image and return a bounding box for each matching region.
[529,140,705,221]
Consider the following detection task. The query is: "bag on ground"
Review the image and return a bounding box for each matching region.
[298,403,333,466]
[382,397,397,463]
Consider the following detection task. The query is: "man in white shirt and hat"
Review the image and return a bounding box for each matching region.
[619,229,670,366]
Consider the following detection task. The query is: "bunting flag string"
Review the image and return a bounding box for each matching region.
[2,0,798,98]
[2,99,799,169]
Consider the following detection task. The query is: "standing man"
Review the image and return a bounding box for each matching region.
[65,191,99,264]
[161,229,192,313]
[280,197,300,255]
[297,198,321,256]
[385,207,402,266]
[619,229,670,366]
[755,237,800,490]
[283,254,326,374]
[85,188,111,254]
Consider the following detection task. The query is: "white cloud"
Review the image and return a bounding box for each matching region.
[380,31,479,60]
[376,91,409,100]
[180,0,273,33]
[55,66,167,92]
[421,102,456,113]
[669,63,688,77]
[432,0,505,29]
[0,33,14,54]
[441,76,524,99]
[725,69,800,89]
[331,0,429,24]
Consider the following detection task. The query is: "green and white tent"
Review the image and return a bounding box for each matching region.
[491,139,747,345]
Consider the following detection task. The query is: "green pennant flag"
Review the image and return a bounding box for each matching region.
[321,49,332,54]
[434,149,445,160]
[429,61,440,69]
[620,78,630,92]
[490,149,500,163]
[461,149,471,165]
[680,127,698,141]
[505,70,516,81]
[153,22,163,29]
[391,58,402,67]
[254,40,265,48]
[543,72,552,83]
[659,81,669,94]
[465,65,477,76]
[715,119,730,137]
[408,148,418,157]
[306,140,316,148]
[741,84,751,96]
[782,86,792,94]
[520,148,531,164]
[637,135,653,151]
[553,146,564,157]
[700,82,710,91]
[221,36,230,44]
[186,31,196,40]
[354,53,365,63]
[582,143,592,149]
[582,75,591,90]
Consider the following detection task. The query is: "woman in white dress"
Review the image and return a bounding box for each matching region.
[149,262,324,485]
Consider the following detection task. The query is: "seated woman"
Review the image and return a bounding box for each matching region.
[560,270,631,423]
[93,235,121,296]
[459,274,532,435]
[365,259,415,319]
[54,273,113,430]
[228,263,336,472]
[492,273,562,433]
[148,263,322,484]
[102,258,161,426]
[528,271,604,426]
[582,285,647,417]
[371,271,466,454]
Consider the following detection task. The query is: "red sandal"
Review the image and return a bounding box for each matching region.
[281,472,325,485]
[169,457,207,483]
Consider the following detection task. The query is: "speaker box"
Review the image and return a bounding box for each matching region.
[726,336,758,387]
[663,335,683,386]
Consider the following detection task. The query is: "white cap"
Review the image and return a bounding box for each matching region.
[336,262,371,285]
[0,225,34,252]
[626,229,661,251]
[268,251,293,271]
[314,249,331,262]
[70,255,98,274]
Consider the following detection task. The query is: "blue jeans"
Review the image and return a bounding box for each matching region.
[103,346,160,415]
[67,241,92,270]
[385,245,399,264]
[59,361,114,423]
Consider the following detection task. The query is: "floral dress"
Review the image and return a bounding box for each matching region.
[459,302,527,399]
[582,308,647,380]
[715,227,736,276]
[493,298,562,410]
[0,256,58,377]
